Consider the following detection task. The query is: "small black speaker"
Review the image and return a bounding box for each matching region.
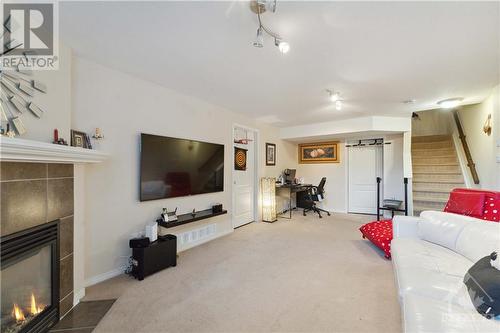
[129,237,150,248]
[212,204,223,213]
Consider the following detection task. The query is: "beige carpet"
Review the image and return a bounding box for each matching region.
[91,213,401,332]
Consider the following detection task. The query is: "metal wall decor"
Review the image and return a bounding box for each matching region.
[0,16,48,136]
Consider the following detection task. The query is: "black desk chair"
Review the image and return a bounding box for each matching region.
[302,177,331,218]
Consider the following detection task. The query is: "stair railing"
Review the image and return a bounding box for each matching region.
[452,110,480,184]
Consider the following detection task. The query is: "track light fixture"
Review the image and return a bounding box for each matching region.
[327,90,343,110]
[250,0,289,54]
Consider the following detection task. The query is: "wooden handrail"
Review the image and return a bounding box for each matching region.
[452,110,480,184]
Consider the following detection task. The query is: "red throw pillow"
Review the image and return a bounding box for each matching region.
[359,220,393,259]
[444,191,486,218]
[482,197,500,222]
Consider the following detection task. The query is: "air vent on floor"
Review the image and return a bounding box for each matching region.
[178,224,217,246]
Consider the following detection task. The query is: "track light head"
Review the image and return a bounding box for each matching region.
[253,28,264,48]
[275,39,290,54]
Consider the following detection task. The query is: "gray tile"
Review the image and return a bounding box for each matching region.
[48,178,74,221]
[60,216,74,258]
[1,162,47,181]
[59,292,74,319]
[48,164,74,178]
[0,180,47,236]
[52,300,115,330]
[60,254,74,299]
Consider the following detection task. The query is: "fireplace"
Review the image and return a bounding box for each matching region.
[1,221,59,333]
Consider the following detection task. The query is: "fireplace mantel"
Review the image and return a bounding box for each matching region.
[0,137,108,163]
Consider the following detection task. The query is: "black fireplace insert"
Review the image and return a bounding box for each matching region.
[1,221,60,333]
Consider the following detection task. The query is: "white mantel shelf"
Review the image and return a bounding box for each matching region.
[0,137,109,163]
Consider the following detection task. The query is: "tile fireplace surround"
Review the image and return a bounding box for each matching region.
[1,162,75,318]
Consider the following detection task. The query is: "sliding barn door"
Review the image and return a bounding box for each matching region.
[348,146,383,214]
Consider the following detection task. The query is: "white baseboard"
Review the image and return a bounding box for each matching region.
[85,265,126,288]
[73,288,86,306]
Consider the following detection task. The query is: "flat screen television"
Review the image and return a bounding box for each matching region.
[140,133,224,201]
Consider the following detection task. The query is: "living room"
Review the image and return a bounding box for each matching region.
[0,1,499,333]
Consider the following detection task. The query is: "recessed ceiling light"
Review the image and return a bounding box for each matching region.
[327,89,340,102]
[437,97,463,109]
[403,99,416,104]
[335,100,342,111]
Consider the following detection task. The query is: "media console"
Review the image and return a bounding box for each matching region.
[158,208,228,229]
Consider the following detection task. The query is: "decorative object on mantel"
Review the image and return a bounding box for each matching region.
[265,142,276,166]
[52,128,68,145]
[483,114,492,136]
[234,147,247,171]
[298,141,340,164]
[92,127,104,140]
[70,130,92,149]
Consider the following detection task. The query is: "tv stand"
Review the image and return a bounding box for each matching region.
[158,208,227,228]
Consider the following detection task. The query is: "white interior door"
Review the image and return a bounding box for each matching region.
[348,146,383,214]
[232,128,256,228]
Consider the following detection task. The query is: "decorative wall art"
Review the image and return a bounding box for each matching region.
[234,147,247,171]
[298,141,339,164]
[0,17,49,137]
[483,114,492,136]
[265,143,276,166]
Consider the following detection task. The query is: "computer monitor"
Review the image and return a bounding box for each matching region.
[284,169,296,184]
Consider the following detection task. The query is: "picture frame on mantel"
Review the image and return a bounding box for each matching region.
[265,143,276,166]
[299,141,339,164]
[70,130,92,149]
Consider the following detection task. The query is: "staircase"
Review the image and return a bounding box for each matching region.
[412,135,465,216]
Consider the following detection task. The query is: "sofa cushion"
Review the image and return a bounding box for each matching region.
[456,221,500,262]
[402,293,500,333]
[444,191,486,218]
[391,238,473,278]
[418,211,479,252]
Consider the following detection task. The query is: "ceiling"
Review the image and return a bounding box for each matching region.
[60,1,500,127]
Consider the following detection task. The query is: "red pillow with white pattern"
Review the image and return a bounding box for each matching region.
[359,220,393,259]
[482,197,500,222]
[444,191,485,218]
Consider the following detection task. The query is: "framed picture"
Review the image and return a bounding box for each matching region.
[265,143,276,166]
[71,130,91,149]
[298,141,339,164]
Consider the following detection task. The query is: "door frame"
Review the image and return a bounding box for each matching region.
[231,123,260,228]
[347,143,383,214]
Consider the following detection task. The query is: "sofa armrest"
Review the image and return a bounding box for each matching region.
[392,216,421,239]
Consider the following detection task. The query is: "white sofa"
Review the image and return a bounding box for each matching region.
[392,211,500,332]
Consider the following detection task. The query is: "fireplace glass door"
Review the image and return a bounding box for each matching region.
[1,245,53,333]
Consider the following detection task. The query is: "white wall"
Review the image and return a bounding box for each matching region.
[71,57,296,282]
[458,85,500,190]
[412,109,453,137]
[296,142,347,213]
[10,43,72,142]
[383,134,405,201]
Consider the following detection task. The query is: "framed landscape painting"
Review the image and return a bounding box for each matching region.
[298,142,339,164]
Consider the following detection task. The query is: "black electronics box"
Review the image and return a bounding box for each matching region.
[129,237,150,248]
[212,204,223,213]
[131,234,177,280]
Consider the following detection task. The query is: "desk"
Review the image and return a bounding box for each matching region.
[276,183,312,219]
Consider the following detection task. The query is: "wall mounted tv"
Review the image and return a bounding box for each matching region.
[140,133,224,201]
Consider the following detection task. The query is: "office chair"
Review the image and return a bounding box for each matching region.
[303,177,331,218]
